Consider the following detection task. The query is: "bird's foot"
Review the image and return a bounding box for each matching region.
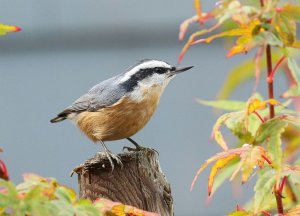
[100,150,123,172]
[123,137,158,155]
[98,141,123,172]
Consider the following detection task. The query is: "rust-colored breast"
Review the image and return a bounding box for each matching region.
[73,89,161,142]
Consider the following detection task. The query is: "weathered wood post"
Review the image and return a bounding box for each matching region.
[72,148,173,215]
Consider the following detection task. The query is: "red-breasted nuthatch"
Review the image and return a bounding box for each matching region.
[51,59,193,169]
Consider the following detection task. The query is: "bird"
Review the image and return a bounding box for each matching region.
[50,59,193,170]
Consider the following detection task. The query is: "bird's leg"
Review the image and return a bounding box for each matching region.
[125,137,144,150]
[123,137,158,154]
[99,140,122,171]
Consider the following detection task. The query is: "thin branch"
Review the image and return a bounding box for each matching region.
[279,176,287,194]
[267,56,286,83]
[266,45,275,119]
[275,190,284,214]
[253,111,265,123]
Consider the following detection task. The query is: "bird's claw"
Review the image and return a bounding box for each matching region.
[102,151,123,172]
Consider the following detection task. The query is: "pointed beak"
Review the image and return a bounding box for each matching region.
[172,66,194,74]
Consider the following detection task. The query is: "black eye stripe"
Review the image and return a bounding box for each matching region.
[121,67,170,91]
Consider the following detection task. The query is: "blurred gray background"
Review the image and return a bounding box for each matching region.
[0,1,288,215]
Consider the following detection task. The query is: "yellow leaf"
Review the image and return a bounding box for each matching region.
[178,15,198,41]
[286,204,300,216]
[230,145,272,183]
[194,28,245,44]
[247,98,267,114]
[0,24,21,36]
[226,19,261,57]
[194,0,202,20]
[208,154,237,195]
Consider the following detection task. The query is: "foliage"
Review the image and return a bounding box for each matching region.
[0,24,20,36]
[180,0,300,215]
[0,173,158,216]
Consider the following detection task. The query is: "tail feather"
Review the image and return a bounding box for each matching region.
[50,116,67,123]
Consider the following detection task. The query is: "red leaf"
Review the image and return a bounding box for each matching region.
[0,160,9,181]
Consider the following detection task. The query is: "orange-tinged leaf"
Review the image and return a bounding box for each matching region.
[230,145,272,183]
[190,162,209,191]
[178,23,221,63]
[178,15,198,41]
[286,204,300,216]
[194,0,202,20]
[0,24,21,36]
[212,113,234,150]
[226,19,261,57]
[191,145,254,191]
[95,198,159,216]
[247,98,267,114]
[208,154,237,196]
[193,28,245,45]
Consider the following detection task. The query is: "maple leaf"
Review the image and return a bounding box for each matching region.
[286,204,300,216]
[178,0,260,63]
[191,144,272,196]
[0,24,21,36]
[94,198,159,216]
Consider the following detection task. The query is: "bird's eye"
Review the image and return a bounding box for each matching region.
[155,67,166,74]
[171,66,176,71]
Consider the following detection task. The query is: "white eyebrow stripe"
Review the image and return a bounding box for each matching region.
[119,60,171,83]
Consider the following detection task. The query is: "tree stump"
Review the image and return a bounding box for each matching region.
[72,148,173,216]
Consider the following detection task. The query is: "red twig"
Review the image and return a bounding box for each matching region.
[261,211,271,216]
[253,111,265,123]
[279,176,287,194]
[261,155,272,165]
[275,190,284,214]
[267,56,286,83]
[266,45,275,119]
[260,0,264,7]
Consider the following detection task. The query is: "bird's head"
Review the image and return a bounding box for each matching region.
[119,59,193,92]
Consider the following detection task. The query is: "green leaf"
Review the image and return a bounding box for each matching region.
[217,59,263,100]
[227,210,254,216]
[212,112,244,150]
[217,53,281,100]
[197,99,246,111]
[255,31,284,47]
[282,85,300,98]
[54,187,76,204]
[280,3,300,22]
[254,117,288,169]
[228,118,254,143]
[210,158,239,196]
[254,168,276,213]
[288,57,300,85]
[0,179,19,208]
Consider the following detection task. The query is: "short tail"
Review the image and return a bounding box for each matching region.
[50,116,67,123]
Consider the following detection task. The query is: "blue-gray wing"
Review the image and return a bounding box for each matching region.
[50,76,126,123]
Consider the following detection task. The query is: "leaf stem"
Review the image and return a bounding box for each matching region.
[275,190,284,214]
[253,111,265,123]
[279,176,287,194]
[274,176,286,215]
[260,0,264,7]
[267,56,286,84]
[266,45,275,119]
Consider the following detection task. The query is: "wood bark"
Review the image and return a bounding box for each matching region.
[72,148,173,216]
